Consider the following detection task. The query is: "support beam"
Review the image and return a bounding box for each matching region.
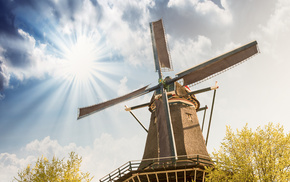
[197,106,207,112]
[162,88,178,159]
[125,105,148,133]
[206,89,217,146]
[125,102,150,111]
[201,105,208,132]
[188,82,218,95]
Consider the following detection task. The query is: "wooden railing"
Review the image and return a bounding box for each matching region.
[99,154,212,182]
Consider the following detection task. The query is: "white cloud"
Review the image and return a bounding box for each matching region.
[2,29,61,83]
[195,0,232,24]
[0,135,144,181]
[0,153,36,182]
[170,35,212,72]
[255,0,290,63]
[0,49,10,90]
[55,0,101,36]
[97,0,154,67]
[117,76,130,96]
[168,0,232,25]
[0,93,5,100]
[215,41,241,55]
[1,0,157,90]
[168,0,199,8]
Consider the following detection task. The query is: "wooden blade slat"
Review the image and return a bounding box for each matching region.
[151,19,172,70]
[175,41,258,86]
[78,85,150,119]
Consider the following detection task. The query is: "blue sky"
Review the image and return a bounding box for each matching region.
[1,0,290,180]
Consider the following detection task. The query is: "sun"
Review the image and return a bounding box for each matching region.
[62,35,100,82]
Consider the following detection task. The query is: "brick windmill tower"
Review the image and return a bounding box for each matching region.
[78,19,259,181]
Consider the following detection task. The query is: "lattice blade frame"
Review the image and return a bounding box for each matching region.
[78,85,151,119]
[150,19,172,72]
[174,41,258,86]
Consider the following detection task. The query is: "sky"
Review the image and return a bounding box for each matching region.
[0,0,290,181]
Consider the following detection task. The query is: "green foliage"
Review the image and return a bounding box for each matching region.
[14,152,93,182]
[206,123,290,182]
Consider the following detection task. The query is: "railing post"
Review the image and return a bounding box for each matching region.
[118,168,121,178]
[109,174,112,182]
[129,161,132,171]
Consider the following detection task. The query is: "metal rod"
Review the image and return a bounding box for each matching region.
[126,102,150,111]
[188,82,218,95]
[197,106,207,112]
[189,87,212,95]
[206,89,217,146]
[201,105,207,132]
[131,112,148,132]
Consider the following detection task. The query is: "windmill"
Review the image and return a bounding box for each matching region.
[78,19,259,181]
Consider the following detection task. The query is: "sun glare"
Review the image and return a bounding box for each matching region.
[62,35,99,82]
[54,31,121,107]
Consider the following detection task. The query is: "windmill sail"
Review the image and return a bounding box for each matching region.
[175,41,258,86]
[78,85,150,119]
[150,19,172,71]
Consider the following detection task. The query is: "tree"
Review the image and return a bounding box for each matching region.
[14,152,93,182]
[206,123,290,182]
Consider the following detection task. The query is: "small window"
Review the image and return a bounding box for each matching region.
[154,116,157,124]
[186,113,192,122]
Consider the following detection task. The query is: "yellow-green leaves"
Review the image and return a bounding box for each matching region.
[206,123,290,182]
[14,152,93,182]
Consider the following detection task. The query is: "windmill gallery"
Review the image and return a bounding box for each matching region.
[78,19,259,182]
